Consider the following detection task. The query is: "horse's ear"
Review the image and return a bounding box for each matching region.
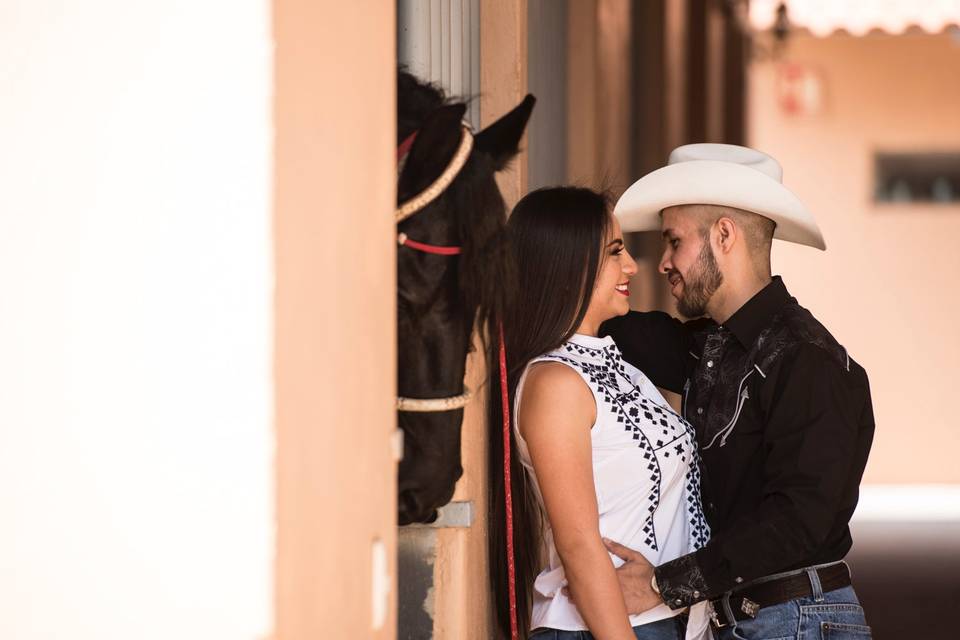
[475,94,536,171]
[398,103,467,204]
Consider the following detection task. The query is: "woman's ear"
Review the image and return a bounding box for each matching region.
[398,103,467,203]
[475,94,536,171]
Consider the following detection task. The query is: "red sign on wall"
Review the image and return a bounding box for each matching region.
[776,63,824,116]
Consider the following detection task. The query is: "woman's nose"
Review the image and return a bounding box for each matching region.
[623,251,639,276]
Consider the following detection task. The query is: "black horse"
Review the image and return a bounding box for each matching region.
[396,70,534,525]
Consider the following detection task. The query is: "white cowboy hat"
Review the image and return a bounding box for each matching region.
[615,143,826,250]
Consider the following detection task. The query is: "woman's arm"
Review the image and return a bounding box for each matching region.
[519,362,636,640]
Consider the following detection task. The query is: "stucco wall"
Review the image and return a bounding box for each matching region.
[273,1,398,638]
[749,32,960,483]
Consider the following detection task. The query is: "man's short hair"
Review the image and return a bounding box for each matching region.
[694,205,775,254]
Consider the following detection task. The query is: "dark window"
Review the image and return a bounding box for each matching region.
[874,153,960,204]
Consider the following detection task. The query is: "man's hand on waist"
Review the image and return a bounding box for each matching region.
[603,538,663,615]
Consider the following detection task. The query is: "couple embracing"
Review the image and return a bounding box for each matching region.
[489,144,875,640]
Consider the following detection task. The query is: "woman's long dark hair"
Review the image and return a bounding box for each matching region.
[488,187,612,638]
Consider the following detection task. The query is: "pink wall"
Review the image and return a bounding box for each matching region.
[749,32,960,483]
[274,2,397,637]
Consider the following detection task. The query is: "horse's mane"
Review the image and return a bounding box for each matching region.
[397,71,444,142]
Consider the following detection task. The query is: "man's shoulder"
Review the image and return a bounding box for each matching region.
[759,301,851,374]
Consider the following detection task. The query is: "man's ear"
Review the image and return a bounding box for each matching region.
[475,94,536,171]
[715,217,738,253]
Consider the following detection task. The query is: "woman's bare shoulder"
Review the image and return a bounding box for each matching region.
[523,359,590,393]
[519,361,595,434]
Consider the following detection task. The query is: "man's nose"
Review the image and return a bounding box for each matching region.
[658,251,671,275]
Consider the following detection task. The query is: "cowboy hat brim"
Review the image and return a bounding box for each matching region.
[614,160,826,250]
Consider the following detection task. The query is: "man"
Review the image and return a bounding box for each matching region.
[601,144,875,638]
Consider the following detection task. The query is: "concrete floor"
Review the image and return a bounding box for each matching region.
[847,521,960,639]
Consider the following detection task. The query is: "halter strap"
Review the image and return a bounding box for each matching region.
[396,125,473,223]
[397,232,462,256]
[397,131,418,162]
[396,387,472,413]
[393,124,469,412]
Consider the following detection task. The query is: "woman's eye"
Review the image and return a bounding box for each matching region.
[612,247,624,256]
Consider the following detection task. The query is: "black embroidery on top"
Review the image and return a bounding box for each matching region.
[536,339,710,552]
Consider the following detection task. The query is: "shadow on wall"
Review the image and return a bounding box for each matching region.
[848,521,960,640]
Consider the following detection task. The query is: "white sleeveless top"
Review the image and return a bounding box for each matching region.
[514,334,712,639]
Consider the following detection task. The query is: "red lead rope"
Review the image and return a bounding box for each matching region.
[498,322,519,640]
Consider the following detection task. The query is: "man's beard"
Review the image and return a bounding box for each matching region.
[676,242,723,318]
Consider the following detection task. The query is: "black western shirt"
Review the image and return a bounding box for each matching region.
[602,277,875,608]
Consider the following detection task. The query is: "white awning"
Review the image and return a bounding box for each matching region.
[750,0,960,37]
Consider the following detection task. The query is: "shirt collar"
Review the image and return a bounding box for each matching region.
[721,276,792,348]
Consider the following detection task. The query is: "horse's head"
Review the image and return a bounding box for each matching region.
[396,70,534,524]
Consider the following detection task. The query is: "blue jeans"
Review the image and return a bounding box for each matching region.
[713,583,871,640]
[530,614,686,640]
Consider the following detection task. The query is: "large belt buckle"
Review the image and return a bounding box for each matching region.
[740,597,760,619]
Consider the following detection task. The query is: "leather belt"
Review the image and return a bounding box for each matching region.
[709,563,852,628]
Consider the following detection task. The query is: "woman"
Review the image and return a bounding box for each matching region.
[489,187,711,640]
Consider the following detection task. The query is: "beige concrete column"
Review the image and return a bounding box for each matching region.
[664,0,689,152]
[430,2,529,638]
[567,0,600,186]
[596,0,635,195]
[274,2,397,639]
[705,2,727,142]
[481,0,529,209]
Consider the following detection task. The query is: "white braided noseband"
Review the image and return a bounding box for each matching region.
[396,124,474,224]
[396,387,472,413]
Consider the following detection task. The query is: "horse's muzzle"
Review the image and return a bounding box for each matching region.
[398,489,441,526]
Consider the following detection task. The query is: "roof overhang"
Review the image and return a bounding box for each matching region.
[750,0,960,37]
